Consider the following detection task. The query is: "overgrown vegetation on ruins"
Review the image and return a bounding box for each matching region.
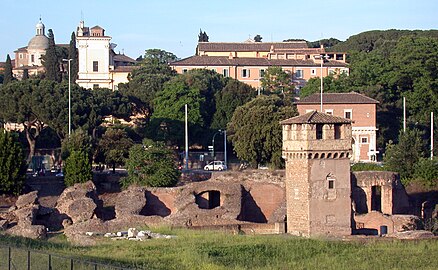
[0,229,437,270]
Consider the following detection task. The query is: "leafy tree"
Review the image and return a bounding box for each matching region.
[97,128,133,173]
[384,128,425,180]
[64,150,92,186]
[260,67,295,94]
[388,37,438,125]
[144,118,185,148]
[198,29,209,42]
[0,79,45,160]
[3,54,13,85]
[143,49,177,65]
[68,32,78,81]
[123,139,180,188]
[33,81,130,140]
[254,35,263,42]
[211,79,256,129]
[228,95,297,168]
[299,73,351,98]
[61,128,93,161]
[42,29,60,82]
[330,29,438,53]
[153,69,224,127]
[0,129,26,195]
[119,50,177,117]
[412,158,438,188]
[151,69,225,146]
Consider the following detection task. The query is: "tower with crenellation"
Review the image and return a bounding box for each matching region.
[281,111,353,236]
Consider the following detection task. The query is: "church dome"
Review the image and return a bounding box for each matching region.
[28,35,49,50]
[28,19,49,50]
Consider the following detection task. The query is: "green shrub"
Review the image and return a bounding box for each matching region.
[412,158,438,188]
[383,129,425,179]
[0,129,26,194]
[122,139,180,188]
[61,129,92,161]
[64,150,92,186]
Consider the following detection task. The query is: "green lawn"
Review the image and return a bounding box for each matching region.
[0,228,437,270]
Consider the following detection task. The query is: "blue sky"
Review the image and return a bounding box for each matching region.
[1,0,437,61]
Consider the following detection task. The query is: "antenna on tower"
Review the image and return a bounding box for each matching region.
[81,10,84,21]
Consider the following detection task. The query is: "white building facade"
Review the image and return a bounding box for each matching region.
[76,21,135,90]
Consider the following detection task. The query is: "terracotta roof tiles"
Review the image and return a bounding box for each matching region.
[297,92,379,104]
[171,56,348,67]
[281,111,352,124]
[198,41,309,52]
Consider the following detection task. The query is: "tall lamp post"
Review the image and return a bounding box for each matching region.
[62,59,72,136]
[212,130,227,170]
[315,54,330,112]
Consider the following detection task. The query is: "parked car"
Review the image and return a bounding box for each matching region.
[204,161,227,171]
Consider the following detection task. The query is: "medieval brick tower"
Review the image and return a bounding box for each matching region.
[281,111,353,236]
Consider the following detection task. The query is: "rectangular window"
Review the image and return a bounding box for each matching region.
[334,124,341,140]
[328,69,336,75]
[325,109,333,115]
[223,69,229,77]
[242,69,250,78]
[311,69,316,76]
[295,69,303,78]
[93,84,99,89]
[31,55,35,63]
[259,69,265,78]
[19,54,23,59]
[344,109,352,119]
[182,68,188,74]
[328,179,334,189]
[316,124,323,140]
[93,61,99,72]
[361,137,368,144]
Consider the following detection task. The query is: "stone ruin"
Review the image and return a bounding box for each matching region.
[0,170,287,244]
[0,169,435,244]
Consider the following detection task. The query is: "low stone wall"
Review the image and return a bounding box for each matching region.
[190,222,286,235]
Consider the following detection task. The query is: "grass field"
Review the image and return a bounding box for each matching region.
[0,228,437,270]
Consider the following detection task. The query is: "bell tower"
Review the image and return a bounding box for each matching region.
[281,111,353,236]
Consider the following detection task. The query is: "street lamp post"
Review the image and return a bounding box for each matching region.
[62,59,72,136]
[315,54,329,112]
[223,130,227,169]
[212,130,227,170]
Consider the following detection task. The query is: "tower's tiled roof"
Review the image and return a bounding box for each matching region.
[281,111,352,124]
[297,92,379,104]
